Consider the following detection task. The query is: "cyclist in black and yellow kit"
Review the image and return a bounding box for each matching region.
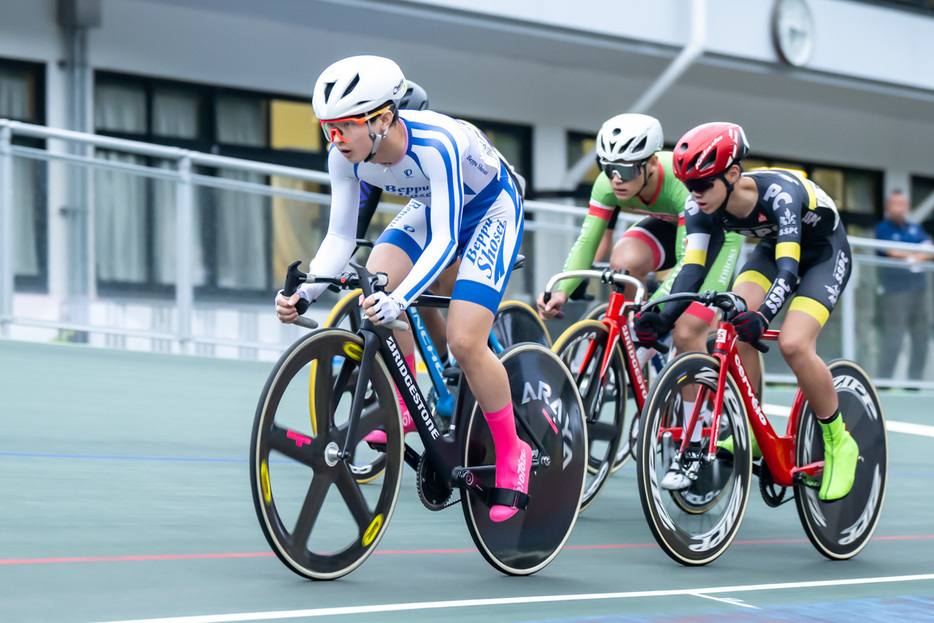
[633,122,858,501]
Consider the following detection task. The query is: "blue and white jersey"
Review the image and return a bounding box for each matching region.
[309,109,522,309]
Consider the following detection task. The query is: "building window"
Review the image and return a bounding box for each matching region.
[93,72,326,299]
[0,59,46,289]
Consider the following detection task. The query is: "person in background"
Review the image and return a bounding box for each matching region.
[875,190,934,382]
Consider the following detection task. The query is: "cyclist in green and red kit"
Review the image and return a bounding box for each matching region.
[538,113,741,352]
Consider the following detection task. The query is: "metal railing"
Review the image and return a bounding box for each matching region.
[2,118,933,387]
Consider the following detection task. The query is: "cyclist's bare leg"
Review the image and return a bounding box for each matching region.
[448,299,531,522]
[779,310,838,419]
[610,236,655,300]
[419,261,458,361]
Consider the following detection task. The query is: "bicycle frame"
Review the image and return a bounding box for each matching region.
[545,269,650,409]
[302,263,551,490]
[676,322,820,489]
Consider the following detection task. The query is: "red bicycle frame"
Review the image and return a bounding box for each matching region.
[666,322,823,488]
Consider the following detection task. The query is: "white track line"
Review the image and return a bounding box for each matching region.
[764,403,934,437]
[88,573,934,623]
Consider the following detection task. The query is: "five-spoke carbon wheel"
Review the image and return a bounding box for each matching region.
[250,329,403,580]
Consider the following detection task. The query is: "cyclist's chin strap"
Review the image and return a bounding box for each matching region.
[364,119,388,163]
[714,174,735,213]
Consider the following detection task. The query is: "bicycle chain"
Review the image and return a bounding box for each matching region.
[416,454,460,511]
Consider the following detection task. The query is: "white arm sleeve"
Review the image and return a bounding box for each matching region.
[299,149,360,301]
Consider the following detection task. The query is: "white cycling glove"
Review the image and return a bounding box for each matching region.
[368,291,406,324]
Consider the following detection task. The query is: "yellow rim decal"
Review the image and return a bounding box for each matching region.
[343,343,363,361]
[362,514,383,547]
[309,360,318,435]
[260,460,271,505]
[789,296,830,326]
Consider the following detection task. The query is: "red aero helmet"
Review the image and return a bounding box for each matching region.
[672,122,750,181]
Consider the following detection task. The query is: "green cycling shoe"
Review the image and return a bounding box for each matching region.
[819,413,859,501]
[717,431,762,460]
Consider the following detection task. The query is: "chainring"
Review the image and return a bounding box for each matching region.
[416,454,458,511]
[758,459,788,507]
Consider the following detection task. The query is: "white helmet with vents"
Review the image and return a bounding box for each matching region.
[312,55,406,120]
[596,113,664,162]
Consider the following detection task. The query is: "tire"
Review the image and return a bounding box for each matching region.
[250,329,404,580]
[552,320,627,511]
[323,288,364,332]
[794,360,887,560]
[636,352,753,565]
[584,302,609,322]
[491,300,551,349]
[461,343,587,575]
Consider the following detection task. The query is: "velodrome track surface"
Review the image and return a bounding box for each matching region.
[2,339,933,623]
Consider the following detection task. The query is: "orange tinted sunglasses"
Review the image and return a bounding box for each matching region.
[319,105,392,143]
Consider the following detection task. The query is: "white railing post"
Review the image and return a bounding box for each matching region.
[841,256,857,361]
[0,123,14,336]
[176,153,194,354]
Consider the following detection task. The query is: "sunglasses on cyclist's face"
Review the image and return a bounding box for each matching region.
[683,176,719,195]
[600,160,645,183]
[319,105,392,143]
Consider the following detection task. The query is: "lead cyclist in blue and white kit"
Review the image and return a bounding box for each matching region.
[275,55,531,522]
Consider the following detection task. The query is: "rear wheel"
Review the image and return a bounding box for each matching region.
[250,329,403,580]
[636,352,753,565]
[794,360,887,560]
[462,344,586,575]
[553,320,626,510]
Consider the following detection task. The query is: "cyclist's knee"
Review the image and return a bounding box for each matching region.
[672,314,708,352]
[778,332,815,365]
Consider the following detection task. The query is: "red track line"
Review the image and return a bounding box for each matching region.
[3,535,932,565]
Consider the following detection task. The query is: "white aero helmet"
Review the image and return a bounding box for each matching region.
[312,55,406,120]
[596,113,664,162]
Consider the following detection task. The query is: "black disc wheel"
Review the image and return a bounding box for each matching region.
[250,329,404,580]
[553,320,627,510]
[491,300,552,349]
[461,343,586,575]
[636,352,753,566]
[794,360,887,560]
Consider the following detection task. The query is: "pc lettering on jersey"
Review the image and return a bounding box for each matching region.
[802,211,820,226]
[763,183,793,210]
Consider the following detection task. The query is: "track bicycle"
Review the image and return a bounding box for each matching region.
[543,268,658,510]
[250,261,588,579]
[322,255,549,483]
[635,290,887,565]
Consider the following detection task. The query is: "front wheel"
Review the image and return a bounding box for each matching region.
[491,300,552,349]
[461,343,586,575]
[794,360,887,560]
[552,320,626,511]
[636,352,753,566]
[250,329,404,580]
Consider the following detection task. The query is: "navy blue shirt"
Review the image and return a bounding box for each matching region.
[876,219,931,292]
